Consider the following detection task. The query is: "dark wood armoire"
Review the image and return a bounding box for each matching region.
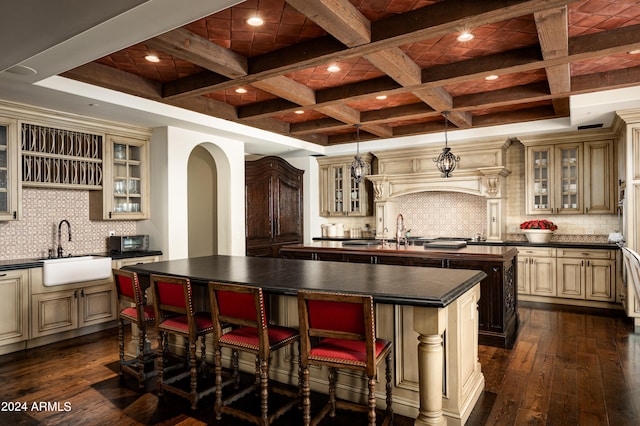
[245,156,304,257]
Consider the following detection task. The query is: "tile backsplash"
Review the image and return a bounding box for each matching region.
[397,192,487,238]
[0,188,135,260]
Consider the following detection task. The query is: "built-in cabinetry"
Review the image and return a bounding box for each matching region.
[245,156,304,257]
[556,249,616,301]
[521,129,615,215]
[0,269,29,346]
[516,247,556,297]
[20,122,104,190]
[90,134,150,220]
[30,269,117,339]
[613,110,640,331]
[517,246,617,306]
[0,254,161,355]
[0,117,20,221]
[281,245,518,348]
[317,154,373,217]
[0,101,152,222]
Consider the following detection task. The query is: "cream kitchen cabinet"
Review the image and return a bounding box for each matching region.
[516,247,556,296]
[113,255,160,269]
[521,130,615,215]
[556,249,616,302]
[0,269,29,346]
[0,117,20,221]
[30,270,117,339]
[317,154,373,217]
[90,134,150,220]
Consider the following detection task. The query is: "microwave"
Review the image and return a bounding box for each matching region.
[109,235,149,252]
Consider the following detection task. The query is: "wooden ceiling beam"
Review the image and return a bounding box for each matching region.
[162,0,580,99]
[315,104,393,138]
[411,87,472,128]
[284,0,480,129]
[455,82,551,109]
[365,49,421,87]
[535,7,570,117]
[285,0,370,47]
[62,62,163,99]
[290,118,347,135]
[362,103,435,124]
[251,76,316,106]
[146,28,247,78]
[571,66,640,93]
[372,0,581,44]
[472,105,560,127]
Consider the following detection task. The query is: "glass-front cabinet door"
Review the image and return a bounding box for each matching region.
[318,154,373,217]
[0,118,19,221]
[555,144,582,214]
[90,134,149,220]
[526,146,553,214]
[332,165,345,214]
[526,143,583,215]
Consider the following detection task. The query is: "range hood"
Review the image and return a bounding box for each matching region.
[367,137,513,242]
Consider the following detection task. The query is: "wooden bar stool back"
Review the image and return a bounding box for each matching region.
[150,274,216,409]
[113,268,157,388]
[208,281,300,426]
[297,290,393,426]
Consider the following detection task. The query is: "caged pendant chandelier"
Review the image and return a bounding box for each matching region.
[433,111,460,178]
[350,124,370,183]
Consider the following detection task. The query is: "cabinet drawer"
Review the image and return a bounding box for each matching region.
[516,247,556,257]
[557,249,613,259]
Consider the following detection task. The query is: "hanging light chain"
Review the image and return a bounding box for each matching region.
[350,123,369,183]
[433,111,460,178]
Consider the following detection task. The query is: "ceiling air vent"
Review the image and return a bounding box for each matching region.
[577,123,603,130]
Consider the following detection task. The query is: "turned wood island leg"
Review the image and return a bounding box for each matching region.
[412,283,484,426]
[413,306,448,426]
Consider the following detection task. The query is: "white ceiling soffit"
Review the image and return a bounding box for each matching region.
[0,0,148,73]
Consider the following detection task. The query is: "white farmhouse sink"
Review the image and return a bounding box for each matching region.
[42,256,112,287]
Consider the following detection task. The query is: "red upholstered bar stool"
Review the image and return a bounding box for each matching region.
[208,281,300,426]
[297,290,393,426]
[113,268,157,388]
[150,274,216,410]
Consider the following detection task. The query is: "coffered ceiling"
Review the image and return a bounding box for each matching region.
[59,0,640,146]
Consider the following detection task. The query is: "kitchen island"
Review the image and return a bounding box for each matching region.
[126,255,487,425]
[281,241,519,348]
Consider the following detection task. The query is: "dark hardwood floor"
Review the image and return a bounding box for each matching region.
[0,302,638,425]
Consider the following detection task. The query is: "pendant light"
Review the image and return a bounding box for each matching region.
[350,124,369,183]
[433,111,459,178]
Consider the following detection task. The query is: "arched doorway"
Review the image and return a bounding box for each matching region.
[187,145,218,256]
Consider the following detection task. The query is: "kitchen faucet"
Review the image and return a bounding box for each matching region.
[396,214,407,246]
[57,219,71,258]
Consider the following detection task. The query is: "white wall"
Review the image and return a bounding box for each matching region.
[137,126,245,259]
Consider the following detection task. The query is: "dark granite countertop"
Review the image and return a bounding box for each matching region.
[286,241,518,261]
[125,255,487,308]
[0,250,163,272]
[313,237,619,251]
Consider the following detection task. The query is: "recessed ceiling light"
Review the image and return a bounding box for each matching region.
[485,74,499,81]
[376,95,388,100]
[457,31,474,42]
[294,110,305,114]
[629,49,640,55]
[327,65,341,72]
[145,55,160,63]
[246,16,264,26]
[235,87,248,94]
